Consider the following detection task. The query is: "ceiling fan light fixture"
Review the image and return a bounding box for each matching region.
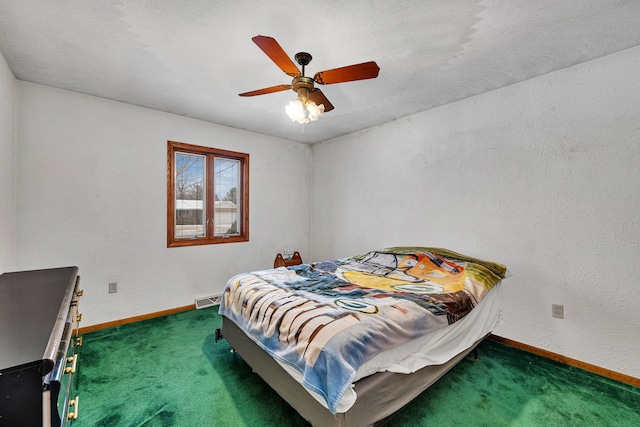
[285,97,324,124]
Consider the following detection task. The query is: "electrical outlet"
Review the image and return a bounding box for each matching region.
[552,304,564,319]
[284,248,294,256]
[109,282,118,293]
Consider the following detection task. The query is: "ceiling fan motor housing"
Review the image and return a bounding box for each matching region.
[292,76,314,99]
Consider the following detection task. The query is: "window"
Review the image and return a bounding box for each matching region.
[167,141,249,247]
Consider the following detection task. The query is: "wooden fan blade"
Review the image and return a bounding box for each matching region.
[252,35,300,77]
[314,61,380,85]
[239,84,292,97]
[308,89,334,112]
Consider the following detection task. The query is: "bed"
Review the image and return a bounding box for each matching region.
[216,246,508,426]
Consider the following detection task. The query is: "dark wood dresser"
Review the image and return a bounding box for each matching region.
[0,267,83,427]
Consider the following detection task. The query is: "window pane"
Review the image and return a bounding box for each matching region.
[175,152,206,238]
[214,157,240,236]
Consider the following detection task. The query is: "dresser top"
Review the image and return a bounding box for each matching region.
[0,266,78,372]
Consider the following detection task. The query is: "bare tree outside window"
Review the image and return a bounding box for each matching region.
[175,153,205,238]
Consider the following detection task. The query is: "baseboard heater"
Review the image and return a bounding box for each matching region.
[195,294,222,309]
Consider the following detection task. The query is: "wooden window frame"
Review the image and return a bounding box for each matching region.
[167,141,249,247]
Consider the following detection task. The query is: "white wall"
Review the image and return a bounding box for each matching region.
[0,52,16,273]
[311,47,640,378]
[10,44,639,380]
[16,82,311,326]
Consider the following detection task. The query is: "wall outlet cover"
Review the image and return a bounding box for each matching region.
[552,304,564,319]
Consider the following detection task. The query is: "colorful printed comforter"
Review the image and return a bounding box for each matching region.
[218,247,507,413]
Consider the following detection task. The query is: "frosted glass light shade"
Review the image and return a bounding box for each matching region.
[306,101,324,121]
[285,99,306,123]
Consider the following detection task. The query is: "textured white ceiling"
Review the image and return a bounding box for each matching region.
[2,0,640,143]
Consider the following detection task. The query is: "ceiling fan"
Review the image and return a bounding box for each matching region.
[239,35,380,124]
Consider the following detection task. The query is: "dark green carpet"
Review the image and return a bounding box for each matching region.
[75,308,640,426]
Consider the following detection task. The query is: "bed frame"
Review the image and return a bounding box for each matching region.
[219,315,485,427]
